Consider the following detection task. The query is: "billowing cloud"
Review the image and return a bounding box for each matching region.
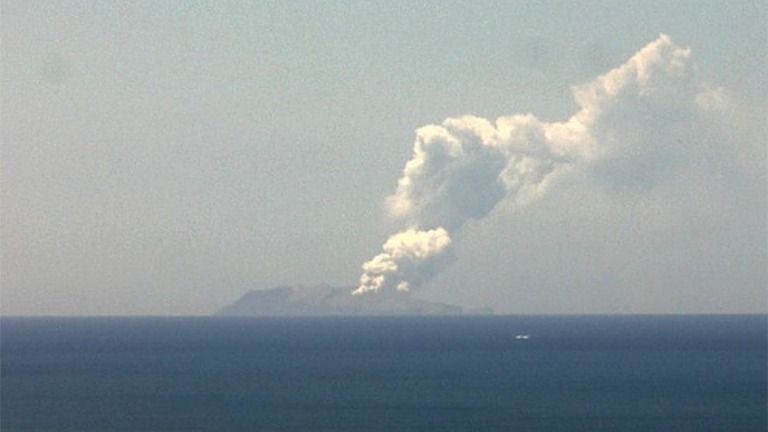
[355,34,727,295]
[354,228,453,294]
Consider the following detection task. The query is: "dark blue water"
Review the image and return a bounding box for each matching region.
[2,315,765,431]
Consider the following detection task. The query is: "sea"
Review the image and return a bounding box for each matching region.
[1,315,765,431]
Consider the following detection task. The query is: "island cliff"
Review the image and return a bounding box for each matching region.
[215,284,492,317]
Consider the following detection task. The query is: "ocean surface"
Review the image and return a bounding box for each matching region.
[1,315,765,431]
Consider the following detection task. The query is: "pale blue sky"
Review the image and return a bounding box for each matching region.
[2,1,766,315]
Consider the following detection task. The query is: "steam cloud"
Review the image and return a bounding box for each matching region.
[353,34,724,295]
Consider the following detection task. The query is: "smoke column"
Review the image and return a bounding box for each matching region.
[354,34,723,295]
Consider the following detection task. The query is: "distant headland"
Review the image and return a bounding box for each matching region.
[215,284,493,317]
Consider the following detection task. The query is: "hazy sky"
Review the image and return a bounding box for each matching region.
[2,1,766,315]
